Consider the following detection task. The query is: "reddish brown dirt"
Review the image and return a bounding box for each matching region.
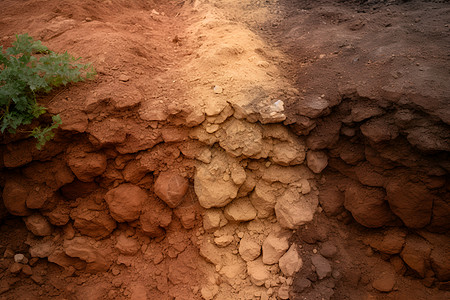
[0,0,449,300]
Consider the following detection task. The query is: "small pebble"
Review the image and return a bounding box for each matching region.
[213,85,223,94]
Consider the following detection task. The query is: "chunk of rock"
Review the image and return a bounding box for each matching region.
[247,258,270,286]
[249,180,278,218]
[14,254,28,264]
[24,214,53,236]
[360,117,399,143]
[194,151,240,208]
[71,205,116,239]
[320,241,338,258]
[318,185,345,216]
[279,244,303,277]
[218,118,264,158]
[105,184,147,222]
[239,236,261,262]
[344,183,396,228]
[364,228,407,255]
[306,151,328,173]
[139,197,172,238]
[115,234,140,255]
[29,240,55,258]
[67,151,107,182]
[63,237,110,273]
[400,235,431,278]
[311,254,332,279]
[224,197,257,222]
[270,140,306,166]
[154,171,189,208]
[262,230,291,265]
[278,284,290,300]
[386,178,434,228]
[48,249,86,270]
[214,235,234,247]
[202,209,227,232]
[372,269,396,292]
[275,188,318,229]
[2,180,31,216]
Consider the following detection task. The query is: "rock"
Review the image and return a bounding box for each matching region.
[306,116,341,150]
[115,234,140,255]
[318,185,345,216]
[14,253,28,264]
[29,240,55,258]
[430,244,450,282]
[71,202,116,239]
[63,237,110,273]
[386,178,434,228]
[270,140,306,166]
[200,284,219,300]
[262,230,291,265]
[21,265,33,276]
[0,281,10,294]
[400,235,431,278]
[295,95,330,118]
[364,228,407,255]
[67,150,107,182]
[105,184,147,222]
[306,151,328,173]
[154,171,189,208]
[247,258,270,286]
[372,269,396,292]
[275,188,318,229]
[360,117,399,143]
[224,197,257,222]
[249,180,278,218]
[277,284,290,299]
[139,197,172,238]
[43,202,71,226]
[351,103,384,122]
[390,256,407,275]
[262,164,314,184]
[48,249,86,270]
[214,235,234,247]
[9,262,22,274]
[199,241,222,266]
[217,118,264,158]
[344,183,396,228]
[279,244,303,277]
[2,179,32,216]
[320,241,338,258]
[24,214,53,236]
[239,236,261,262]
[130,284,147,300]
[311,254,332,279]
[194,151,240,208]
[202,209,227,231]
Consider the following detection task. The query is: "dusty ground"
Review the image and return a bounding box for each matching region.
[0,0,449,300]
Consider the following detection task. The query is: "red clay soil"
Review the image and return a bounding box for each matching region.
[0,0,449,300]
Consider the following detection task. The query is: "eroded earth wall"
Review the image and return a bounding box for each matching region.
[0,0,449,299]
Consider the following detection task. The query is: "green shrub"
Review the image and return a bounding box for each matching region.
[0,33,96,149]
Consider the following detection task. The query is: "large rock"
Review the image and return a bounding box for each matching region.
[386,178,434,228]
[372,269,396,292]
[275,188,318,229]
[24,214,53,236]
[364,228,407,255]
[306,151,328,174]
[194,151,241,208]
[239,235,261,262]
[400,235,431,278]
[318,184,344,216]
[67,150,107,182]
[29,240,55,258]
[360,117,399,143]
[270,139,306,166]
[105,184,147,222]
[202,209,228,231]
[48,249,86,270]
[262,230,291,265]
[71,202,116,239]
[154,171,189,208]
[279,244,303,277]
[224,197,257,222]
[344,183,396,228]
[2,179,31,216]
[306,115,341,150]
